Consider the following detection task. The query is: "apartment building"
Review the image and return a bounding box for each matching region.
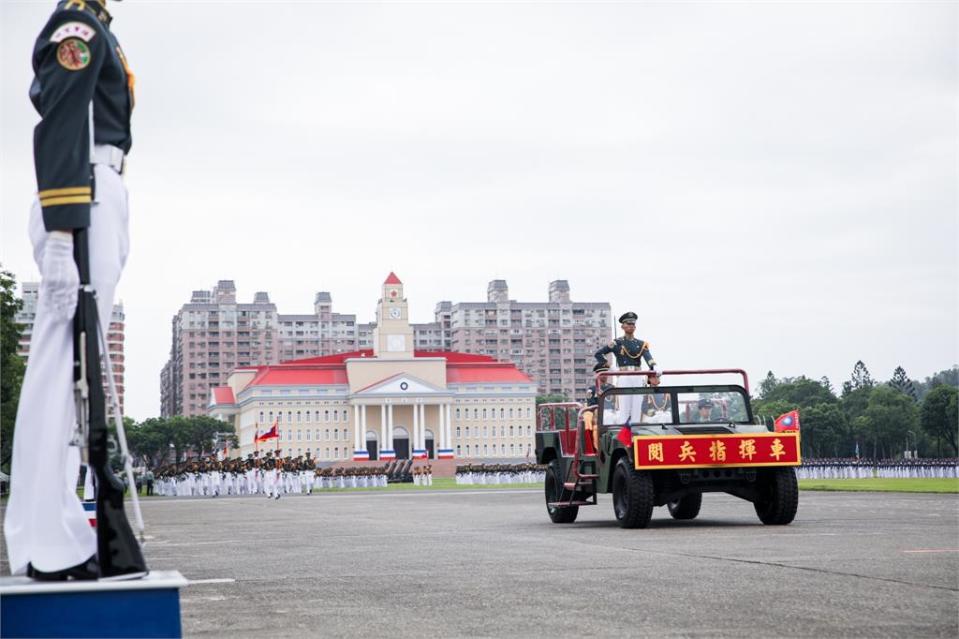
[16,282,127,414]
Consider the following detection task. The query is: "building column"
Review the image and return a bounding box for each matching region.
[380,404,387,449]
[437,403,445,449]
[353,404,369,460]
[387,403,394,451]
[445,404,452,449]
[413,402,420,452]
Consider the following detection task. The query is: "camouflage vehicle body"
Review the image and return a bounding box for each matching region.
[534,369,800,528]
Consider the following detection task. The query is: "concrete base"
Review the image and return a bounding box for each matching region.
[0,570,187,638]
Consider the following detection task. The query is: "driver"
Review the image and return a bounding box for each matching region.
[694,399,714,423]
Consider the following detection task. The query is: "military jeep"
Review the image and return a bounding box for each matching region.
[534,369,800,528]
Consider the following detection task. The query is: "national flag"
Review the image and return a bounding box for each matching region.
[774,410,800,432]
[257,420,279,442]
[854,441,860,459]
[616,419,633,448]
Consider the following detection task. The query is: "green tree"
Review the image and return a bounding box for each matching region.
[758,371,779,399]
[0,268,25,474]
[889,366,918,401]
[859,385,919,458]
[184,416,234,458]
[801,403,847,457]
[842,360,874,395]
[536,394,568,405]
[761,376,837,407]
[920,385,959,456]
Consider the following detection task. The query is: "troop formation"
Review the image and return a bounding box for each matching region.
[153,452,433,498]
[454,463,546,485]
[796,458,958,480]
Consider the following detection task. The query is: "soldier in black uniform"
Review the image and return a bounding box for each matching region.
[5,0,138,580]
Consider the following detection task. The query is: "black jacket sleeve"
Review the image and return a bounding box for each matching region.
[32,11,106,231]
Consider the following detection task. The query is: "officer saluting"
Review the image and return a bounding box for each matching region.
[593,312,660,425]
[4,0,140,580]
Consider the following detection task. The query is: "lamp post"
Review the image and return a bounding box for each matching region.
[905,431,915,459]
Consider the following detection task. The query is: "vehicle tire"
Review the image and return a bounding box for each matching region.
[545,460,578,524]
[754,468,799,525]
[667,492,702,520]
[611,459,654,529]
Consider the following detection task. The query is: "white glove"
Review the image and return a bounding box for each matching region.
[39,230,80,322]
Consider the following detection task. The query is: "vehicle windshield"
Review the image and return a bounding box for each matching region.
[597,385,751,426]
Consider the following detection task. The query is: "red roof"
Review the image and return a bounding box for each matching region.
[447,365,531,384]
[384,272,402,285]
[239,349,530,389]
[249,366,349,387]
[211,386,236,405]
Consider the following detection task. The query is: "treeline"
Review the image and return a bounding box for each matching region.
[752,362,957,459]
[125,416,237,469]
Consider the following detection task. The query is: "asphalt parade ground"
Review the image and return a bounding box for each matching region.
[4,489,959,637]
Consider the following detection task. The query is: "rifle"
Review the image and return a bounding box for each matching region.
[73,227,148,580]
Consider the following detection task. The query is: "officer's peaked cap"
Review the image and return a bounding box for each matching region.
[619,312,638,323]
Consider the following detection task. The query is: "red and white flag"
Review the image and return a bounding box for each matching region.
[774,410,800,432]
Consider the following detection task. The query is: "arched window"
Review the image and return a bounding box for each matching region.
[268,411,274,423]
[465,444,470,456]
[297,430,301,441]
[315,429,320,440]
[278,430,283,441]
[473,408,479,419]
[334,447,339,458]
[457,445,462,456]
[305,410,311,422]
[297,411,301,422]
[483,444,488,456]
[456,426,461,437]
[342,409,348,421]
[509,408,514,418]
[501,426,506,437]
[526,408,531,418]
[482,408,487,419]
[500,408,505,419]
[465,426,470,437]
[527,425,532,436]
[259,411,264,422]
[334,428,339,441]
[483,426,489,437]
[333,410,338,422]
[509,425,514,437]
[288,430,292,441]
[510,443,515,455]
[324,410,330,422]
[287,411,293,423]
[456,408,461,419]
[324,447,330,458]
[325,429,330,440]
[306,430,311,441]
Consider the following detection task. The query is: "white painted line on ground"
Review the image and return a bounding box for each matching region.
[902,549,959,554]
[188,578,237,584]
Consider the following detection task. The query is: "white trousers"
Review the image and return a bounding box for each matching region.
[4,164,129,575]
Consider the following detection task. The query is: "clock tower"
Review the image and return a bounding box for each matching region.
[373,272,415,359]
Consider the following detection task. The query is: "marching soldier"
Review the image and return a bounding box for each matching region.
[5,0,139,580]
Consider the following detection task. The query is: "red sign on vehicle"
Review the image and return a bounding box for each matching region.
[633,432,801,470]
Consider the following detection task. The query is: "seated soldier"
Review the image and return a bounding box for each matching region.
[640,393,673,424]
[693,398,715,423]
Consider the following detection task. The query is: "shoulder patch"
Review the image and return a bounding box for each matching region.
[56,38,91,71]
[608,340,617,348]
[50,21,96,43]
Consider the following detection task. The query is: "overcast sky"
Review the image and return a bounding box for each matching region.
[1,1,956,420]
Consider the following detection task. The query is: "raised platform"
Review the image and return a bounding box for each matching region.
[0,570,187,638]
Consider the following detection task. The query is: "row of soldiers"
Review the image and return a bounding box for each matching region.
[796,458,959,480]
[153,452,433,498]
[454,463,546,486]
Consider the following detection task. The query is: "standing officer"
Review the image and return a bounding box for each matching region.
[4,0,138,580]
[593,312,660,425]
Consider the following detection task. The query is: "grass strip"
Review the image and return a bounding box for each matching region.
[799,478,958,494]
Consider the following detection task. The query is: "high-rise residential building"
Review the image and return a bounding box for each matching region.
[15,282,127,414]
[437,280,612,399]
[163,277,610,417]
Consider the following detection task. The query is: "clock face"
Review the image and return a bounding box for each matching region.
[389,307,401,320]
